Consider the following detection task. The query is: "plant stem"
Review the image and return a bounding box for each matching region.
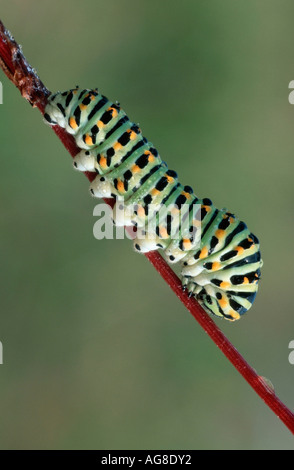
[1,18,293,435]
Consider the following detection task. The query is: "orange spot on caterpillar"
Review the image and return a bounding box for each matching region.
[151,188,160,197]
[69,116,78,129]
[199,247,208,259]
[116,179,125,193]
[107,106,118,118]
[159,226,168,239]
[131,164,141,174]
[182,239,192,250]
[137,205,145,218]
[84,134,93,146]
[228,310,240,321]
[114,142,122,151]
[166,174,174,183]
[171,206,180,215]
[215,229,225,239]
[193,219,201,227]
[182,191,191,199]
[235,246,244,255]
[130,131,137,140]
[99,156,107,169]
[219,297,228,309]
[211,262,221,271]
[220,281,230,289]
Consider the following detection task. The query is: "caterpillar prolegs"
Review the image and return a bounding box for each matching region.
[44,87,263,321]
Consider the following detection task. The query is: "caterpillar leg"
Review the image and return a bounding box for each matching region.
[133,233,159,253]
[73,150,97,172]
[132,227,169,253]
[89,174,114,198]
[112,201,137,227]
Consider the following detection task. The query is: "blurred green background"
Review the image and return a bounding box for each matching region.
[1,0,294,450]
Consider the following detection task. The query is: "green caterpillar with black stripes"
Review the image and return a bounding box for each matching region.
[44,87,263,321]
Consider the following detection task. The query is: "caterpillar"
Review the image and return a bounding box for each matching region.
[44,87,263,321]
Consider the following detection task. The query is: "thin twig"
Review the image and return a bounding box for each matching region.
[1,18,293,435]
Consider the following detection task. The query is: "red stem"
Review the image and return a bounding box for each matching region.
[1,19,293,435]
